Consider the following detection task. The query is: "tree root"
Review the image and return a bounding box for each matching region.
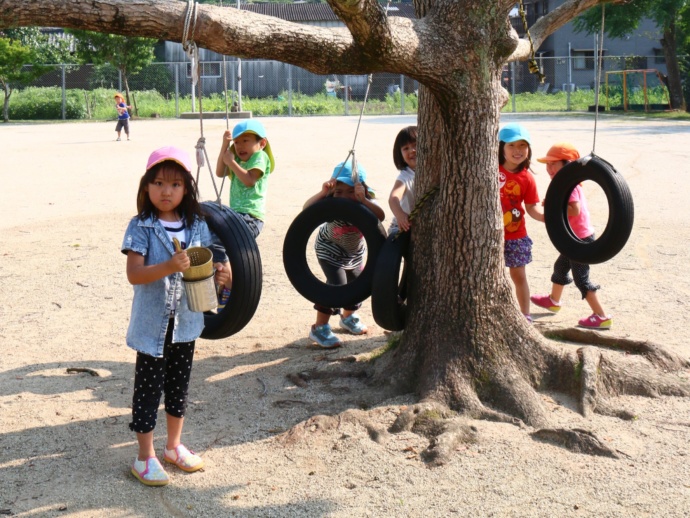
[531,428,622,458]
[389,401,478,466]
[578,347,637,420]
[542,327,690,371]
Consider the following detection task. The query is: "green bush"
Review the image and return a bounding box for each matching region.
[9,86,87,120]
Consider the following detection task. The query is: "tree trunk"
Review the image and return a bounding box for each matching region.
[660,22,686,111]
[2,82,10,123]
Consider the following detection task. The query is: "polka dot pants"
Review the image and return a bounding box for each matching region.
[129,321,195,434]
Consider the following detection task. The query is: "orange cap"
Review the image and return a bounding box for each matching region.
[537,142,580,163]
[113,92,124,100]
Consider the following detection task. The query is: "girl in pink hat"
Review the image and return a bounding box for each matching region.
[531,143,612,329]
[121,146,229,485]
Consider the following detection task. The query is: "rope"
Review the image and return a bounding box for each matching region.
[518,0,546,84]
[592,3,606,155]
[183,0,224,205]
[340,0,391,184]
[393,185,439,239]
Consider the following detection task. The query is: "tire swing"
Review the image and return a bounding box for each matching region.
[200,202,262,339]
[371,231,410,331]
[282,71,386,309]
[544,155,633,264]
[283,198,385,308]
[183,2,262,339]
[540,3,634,264]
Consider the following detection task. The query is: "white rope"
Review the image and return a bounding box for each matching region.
[183,0,224,205]
[183,1,200,87]
[592,3,605,155]
[341,0,391,185]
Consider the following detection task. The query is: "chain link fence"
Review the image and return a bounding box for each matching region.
[7,56,675,120]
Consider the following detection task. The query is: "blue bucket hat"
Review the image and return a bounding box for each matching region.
[331,160,375,197]
[332,159,367,186]
[229,119,275,172]
[498,123,531,145]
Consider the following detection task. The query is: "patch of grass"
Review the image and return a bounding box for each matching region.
[366,332,402,362]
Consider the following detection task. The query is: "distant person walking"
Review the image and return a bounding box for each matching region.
[114,92,131,141]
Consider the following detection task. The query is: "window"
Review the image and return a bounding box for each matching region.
[186,62,221,79]
[572,50,594,70]
[653,48,665,65]
[571,50,605,71]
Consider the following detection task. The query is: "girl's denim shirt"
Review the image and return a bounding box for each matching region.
[121,214,213,357]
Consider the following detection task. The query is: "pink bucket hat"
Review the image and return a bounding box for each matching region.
[145,146,192,173]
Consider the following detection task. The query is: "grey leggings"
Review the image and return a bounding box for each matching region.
[129,320,195,434]
[550,235,600,298]
[313,259,363,315]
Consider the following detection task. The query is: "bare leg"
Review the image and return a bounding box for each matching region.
[315,310,331,327]
[550,283,565,304]
[165,414,184,450]
[509,266,531,315]
[136,431,155,461]
[585,290,607,317]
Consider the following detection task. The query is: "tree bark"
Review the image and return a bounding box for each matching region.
[660,22,686,111]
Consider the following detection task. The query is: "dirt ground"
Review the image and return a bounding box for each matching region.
[1,114,690,517]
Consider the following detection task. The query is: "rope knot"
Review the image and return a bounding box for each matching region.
[195,137,206,167]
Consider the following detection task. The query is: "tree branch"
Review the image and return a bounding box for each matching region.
[0,0,420,75]
[510,0,609,61]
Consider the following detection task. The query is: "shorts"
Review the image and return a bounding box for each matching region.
[504,236,533,268]
[115,119,130,133]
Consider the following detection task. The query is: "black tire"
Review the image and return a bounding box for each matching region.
[282,197,386,308]
[371,232,410,331]
[200,201,262,339]
[544,154,634,265]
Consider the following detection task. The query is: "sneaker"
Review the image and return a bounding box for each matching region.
[131,456,169,486]
[339,314,368,335]
[530,294,562,313]
[578,314,612,329]
[525,314,533,324]
[308,324,342,348]
[218,287,231,310]
[116,137,121,141]
[163,444,204,473]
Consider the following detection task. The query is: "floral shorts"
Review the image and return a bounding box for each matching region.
[504,236,533,268]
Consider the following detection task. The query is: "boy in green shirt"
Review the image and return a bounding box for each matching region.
[214,120,275,307]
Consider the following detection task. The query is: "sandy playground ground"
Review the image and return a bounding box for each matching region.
[1,114,690,517]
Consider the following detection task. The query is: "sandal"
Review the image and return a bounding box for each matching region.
[131,456,169,486]
[163,444,204,473]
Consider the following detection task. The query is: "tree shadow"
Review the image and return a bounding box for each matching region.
[0,333,389,515]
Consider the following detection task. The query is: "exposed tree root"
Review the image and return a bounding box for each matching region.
[389,401,478,466]
[531,428,623,458]
[542,326,690,371]
[277,328,690,465]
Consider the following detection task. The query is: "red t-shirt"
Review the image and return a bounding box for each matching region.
[499,165,540,241]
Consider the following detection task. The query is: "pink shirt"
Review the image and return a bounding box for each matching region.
[569,184,594,239]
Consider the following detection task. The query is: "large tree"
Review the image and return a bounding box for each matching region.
[1,0,687,463]
[0,27,73,122]
[574,0,688,111]
[66,30,157,108]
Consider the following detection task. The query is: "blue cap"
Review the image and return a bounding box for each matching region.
[232,119,267,140]
[331,159,367,186]
[229,119,275,172]
[499,123,531,145]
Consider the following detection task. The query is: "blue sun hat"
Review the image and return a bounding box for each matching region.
[331,159,375,197]
[498,123,531,145]
[229,119,275,172]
